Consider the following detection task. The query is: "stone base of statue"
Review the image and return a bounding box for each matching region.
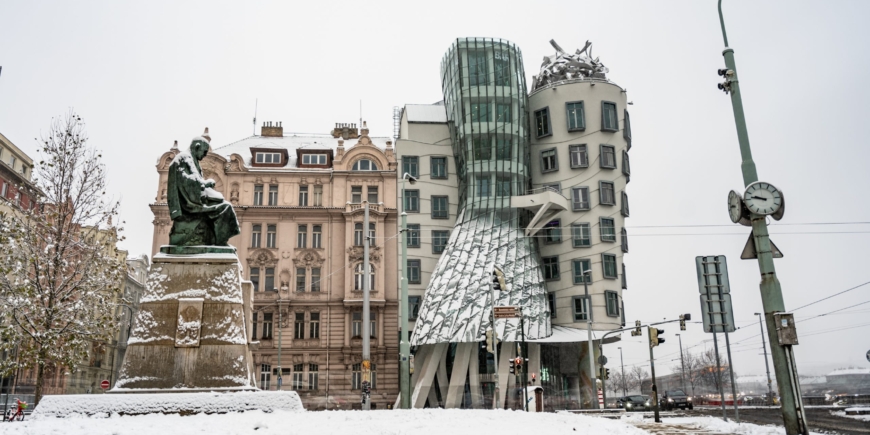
[113,249,256,391]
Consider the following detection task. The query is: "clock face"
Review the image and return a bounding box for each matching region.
[728,190,743,223]
[743,182,782,215]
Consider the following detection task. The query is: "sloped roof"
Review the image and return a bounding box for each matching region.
[213,133,392,170]
[405,104,448,124]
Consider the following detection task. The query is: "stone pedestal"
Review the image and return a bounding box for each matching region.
[113,251,257,391]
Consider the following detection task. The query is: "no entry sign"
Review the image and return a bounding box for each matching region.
[100,380,110,390]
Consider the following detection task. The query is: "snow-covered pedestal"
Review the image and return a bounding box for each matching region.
[113,251,257,391]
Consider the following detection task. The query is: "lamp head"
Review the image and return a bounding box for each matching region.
[403,173,418,185]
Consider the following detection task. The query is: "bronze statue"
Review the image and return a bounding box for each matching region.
[166,129,240,247]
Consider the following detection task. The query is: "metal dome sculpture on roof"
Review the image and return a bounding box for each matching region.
[531,39,610,91]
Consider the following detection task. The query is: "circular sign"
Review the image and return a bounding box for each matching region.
[598,355,608,366]
[100,380,110,390]
[866,349,870,363]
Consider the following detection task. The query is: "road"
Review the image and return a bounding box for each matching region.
[689,407,870,435]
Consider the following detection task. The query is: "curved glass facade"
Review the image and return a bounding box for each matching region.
[412,38,550,345]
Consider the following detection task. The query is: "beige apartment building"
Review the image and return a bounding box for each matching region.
[150,122,399,410]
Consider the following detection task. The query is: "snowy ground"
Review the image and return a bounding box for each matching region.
[656,416,827,435]
[832,407,870,422]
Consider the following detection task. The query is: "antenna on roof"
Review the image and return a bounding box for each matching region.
[359,100,362,136]
[252,98,258,136]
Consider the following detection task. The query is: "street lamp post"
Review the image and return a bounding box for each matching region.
[582,268,597,409]
[755,312,774,406]
[399,173,416,409]
[618,346,626,397]
[677,333,687,394]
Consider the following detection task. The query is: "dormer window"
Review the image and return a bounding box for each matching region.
[302,154,327,165]
[352,159,378,171]
[255,152,282,164]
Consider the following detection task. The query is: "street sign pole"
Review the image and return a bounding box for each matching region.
[724,329,740,422]
[648,329,661,424]
[362,202,371,410]
[490,279,500,410]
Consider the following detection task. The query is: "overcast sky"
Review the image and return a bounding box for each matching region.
[2,0,869,380]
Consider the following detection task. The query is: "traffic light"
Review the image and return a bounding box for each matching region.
[605,368,611,380]
[509,359,516,374]
[631,320,642,336]
[485,328,498,354]
[649,327,665,348]
[679,313,691,331]
[515,356,523,370]
[492,267,506,291]
[598,367,605,380]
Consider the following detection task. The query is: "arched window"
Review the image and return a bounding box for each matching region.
[354,263,375,291]
[352,159,379,171]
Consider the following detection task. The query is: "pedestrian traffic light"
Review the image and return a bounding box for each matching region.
[631,320,642,336]
[649,327,665,348]
[515,356,523,369]
[492,267,506,291]
[679,313,691,331]
[509,359,516,374]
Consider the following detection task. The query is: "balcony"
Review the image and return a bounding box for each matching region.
[511,188,571,236]
[346,203,382,213]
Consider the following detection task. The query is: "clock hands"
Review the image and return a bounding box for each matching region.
[751,196,768,201]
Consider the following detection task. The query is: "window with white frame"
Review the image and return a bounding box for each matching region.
[255,152,282,164]
[354,263,375,291]
[254,185,264,205]
[600,217,616,242]
[573,296,590,321]
[302,154,327,165]
[294,313,305,339]
[250,267,260,292]
[313,184,323,206]
[260,364,272,390]
[251,312,258,339]
[266,224,277,248]
[297,225,307,248]
[572,187,590,211]
[572,259,592,284]
[351,186,362,203]
[602,253,618,279]
[352,312,362,337]
[312,225,322,248]
[352,159,378,171]
[251,224,262,248]
[571,223,591,247]
[600,181,615,205]
[262,313,273,339]
[569,144,588,168]
[541,148,558,172]
[311,268,321,292]
[431,157,447,179]
[600,145,616,169]
[354,223,364,246]
[404,190,419,212]
[299,185,309,206]
[308,364,319,390]
[296,268,306,292]
[367,186,378,203]
[292,363,304,389]
[601,101,618,132]
[407,224,420,248]
[309,312,320,339]
[265,267,275,291]
[268,185,278,206]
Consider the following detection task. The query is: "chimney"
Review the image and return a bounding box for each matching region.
[261,121,283,137]
[331,122,359,140]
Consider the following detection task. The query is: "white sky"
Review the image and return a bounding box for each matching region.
[2,0,869,381]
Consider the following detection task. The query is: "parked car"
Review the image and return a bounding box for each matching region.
[616,395,649,411]
[660,389,693,410]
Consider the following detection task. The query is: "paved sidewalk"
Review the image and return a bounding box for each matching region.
[630,421,734,435]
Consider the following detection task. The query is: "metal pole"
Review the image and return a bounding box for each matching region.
[521,311,528,412]
[362,201,371,410]
[648,331,661,423]
[717,2,806,433]
[490,277,500,410]
[712,332,728,421]
[399,177,411,409]
[678,334,687,394]
[724,329,739,422]
[619,347,626,397]
[583,272,598,409]
[277,304,282,391]
[756,313,774,406]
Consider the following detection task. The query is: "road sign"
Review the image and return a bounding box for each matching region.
[494,306,520,319]
[598,355,608,365]
[740,230,783,259]
[100,380,110,390]
[700,293,736,333]
[695,256,731,295]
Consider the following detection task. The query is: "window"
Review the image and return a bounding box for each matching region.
[296,268,306,292]
[467,51,488,86]
[313,185,323,206]
[262,313,273,339]
[571,187,590,211]
[544,220,561,244]
[494,50,511,86]
[477,175,491,197]
[602,101,618,132]
[265,267,275,291]
[311,268,321,292]
[352,363,362,390]
[573,296,590,321]
[572,259,592,284]
[299,185,309,206]
[352,159,378,171]
[351,186,362,203]
[302,154,327,165]
[309,312,320,339]
[496,138,512,159]
[542,256,559,281]
[432,196,448,219]
[432,231,449,254]
[407,259,421,284]
[250,267,261,291]
[255,153,282,164]
[621,228,629,253]
[600,217,616,242]
[496,103,511,122]
[606,291,620,317]
[602,253,618,279]
[621,191,630,217]
[622,264,628,290]
[600,145,616,169]
[260,364,272,390]
[496,176,512,196]
[569,144,588,168]
[623,109,632,149]
[254,185,264,205]
[268,185,278,206]
[297,225,307,248]
[547,293,556,318]
[308,364,319,390]
[404,190,419,212]
[369,311,377,338]
[312,225,322,248]
[354,263,375,291]
[472,136,491,160]
[292,364,304,389]
[354,223,364,246]
[566,101,586,131]
[403,156,419,178]
[599,181,615,205]
[251,224,262,248]
[266,224,277,248]
[571,223,591,247]
[541,148,558,172]
[0,182,6,198]
[364,185,377,204]
[407,224,420,248]
[294,313,305,339]
[409,296,421,320]
[368,223,376,247]
[535,107,551,138]
[352,312,362,337]
[470,103,491,122]
[252,312,258,339]
[431,157,447,179]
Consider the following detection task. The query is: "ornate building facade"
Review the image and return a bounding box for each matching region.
[150,122,399,410]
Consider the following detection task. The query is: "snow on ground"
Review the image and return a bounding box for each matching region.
[660,416,827,435]
[832,408,870,421]
[2,409,650,435]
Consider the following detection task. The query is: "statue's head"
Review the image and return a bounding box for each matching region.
[189,128,212,161]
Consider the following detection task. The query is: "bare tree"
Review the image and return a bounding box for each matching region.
[0,110,124,405]
[607,370,626,397]
[627,365,649,394]
[697,348,732,394]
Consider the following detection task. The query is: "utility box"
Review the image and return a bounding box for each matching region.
[526,386,544,412]
[773,313,799,345]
